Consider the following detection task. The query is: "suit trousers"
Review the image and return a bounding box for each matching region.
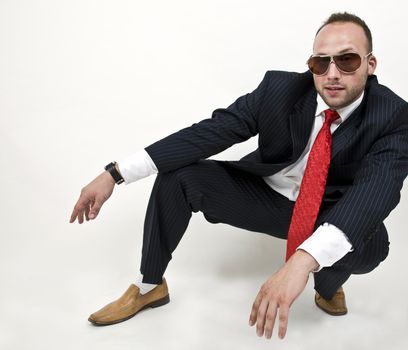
[140,160,388,299]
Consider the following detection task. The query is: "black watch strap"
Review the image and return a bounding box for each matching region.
[104,162,125,184]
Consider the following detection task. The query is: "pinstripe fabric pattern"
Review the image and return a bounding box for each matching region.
[140,160,295,284]
[142,71,408,299]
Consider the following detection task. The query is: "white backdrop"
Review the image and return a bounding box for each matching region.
[1,1,408,349]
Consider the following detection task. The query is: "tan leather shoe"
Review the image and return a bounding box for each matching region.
[88,278,170,326]
[315,287,347,316]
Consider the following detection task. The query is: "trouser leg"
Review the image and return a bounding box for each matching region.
[140,160,294,284]
[140,159,390,295]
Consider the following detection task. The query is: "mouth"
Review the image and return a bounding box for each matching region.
[325,86,345,91]
[324,85,345,97]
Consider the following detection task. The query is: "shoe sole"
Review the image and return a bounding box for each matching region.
[88,294,170,326]
[314,296,347,316]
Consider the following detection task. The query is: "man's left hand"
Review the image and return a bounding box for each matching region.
[249,250,319,339]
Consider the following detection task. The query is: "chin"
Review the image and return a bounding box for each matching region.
[322,96,346,109]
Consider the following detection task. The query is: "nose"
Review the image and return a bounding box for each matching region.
[326,59,341,80]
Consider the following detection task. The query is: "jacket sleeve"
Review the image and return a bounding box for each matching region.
[322,104,408,253]
[144,72,271,173]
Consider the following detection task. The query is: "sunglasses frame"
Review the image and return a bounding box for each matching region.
[307,52,372,76]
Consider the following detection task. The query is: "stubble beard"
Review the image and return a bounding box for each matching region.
[318,79,367,109]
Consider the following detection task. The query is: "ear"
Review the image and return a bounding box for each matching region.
[367,54,377,75]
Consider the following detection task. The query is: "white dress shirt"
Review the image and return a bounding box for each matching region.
[118,92,364,270]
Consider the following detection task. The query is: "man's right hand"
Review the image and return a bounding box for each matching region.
[69,171,116,224]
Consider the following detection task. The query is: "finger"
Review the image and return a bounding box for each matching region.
[75,198,90,224]
[86,199,95,220]
[278,304,290,339]
[84,204,90,221]
[256,299,269,337]
[89,197,104,219]
[78,207,85,224]
[249,292,263,326]
[69,208,78,223]
[70,193,91,223]
[70,198,82,223]
[264,301,278,339]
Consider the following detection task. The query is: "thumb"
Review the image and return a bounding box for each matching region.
[89,197,105,219]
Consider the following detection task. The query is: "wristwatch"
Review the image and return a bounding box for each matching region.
[104,162,125,184]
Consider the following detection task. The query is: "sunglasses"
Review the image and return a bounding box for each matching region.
[307,52,372,75]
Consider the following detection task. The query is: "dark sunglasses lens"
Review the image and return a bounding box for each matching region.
[333,53,362,72]
[308,56,330,75]
[308,53,363,75]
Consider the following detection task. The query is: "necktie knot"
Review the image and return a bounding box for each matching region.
[324,109,340,126]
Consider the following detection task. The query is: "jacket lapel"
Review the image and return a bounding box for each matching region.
[331,97,365,159]
[289,89,317,160]
[288,88,365,161]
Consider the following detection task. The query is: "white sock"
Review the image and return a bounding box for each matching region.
[136,274,158,295]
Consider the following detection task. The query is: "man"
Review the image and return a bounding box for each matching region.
[70,13,408,339]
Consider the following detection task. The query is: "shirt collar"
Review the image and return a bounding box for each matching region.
[315,91,364,123]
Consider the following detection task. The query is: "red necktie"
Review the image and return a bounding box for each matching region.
[285,109,340,261]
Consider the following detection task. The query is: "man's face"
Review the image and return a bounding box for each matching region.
[312,22,377,109]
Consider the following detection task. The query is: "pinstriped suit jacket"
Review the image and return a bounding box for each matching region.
[145,71,408,257]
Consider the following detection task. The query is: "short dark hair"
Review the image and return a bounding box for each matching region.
[316,12,373,52]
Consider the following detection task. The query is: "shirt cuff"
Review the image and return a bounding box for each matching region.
[297,223,353,272]
[117,150,158,184]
